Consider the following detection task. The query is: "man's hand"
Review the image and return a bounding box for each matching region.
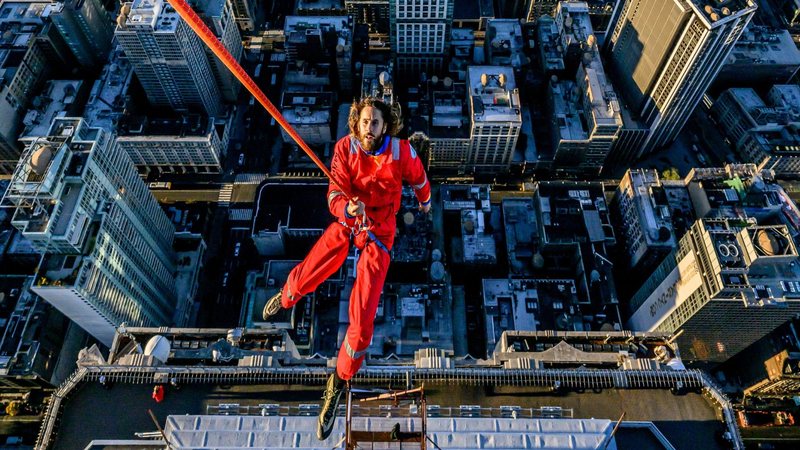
[419,202,431,214]
[347,197,365,217]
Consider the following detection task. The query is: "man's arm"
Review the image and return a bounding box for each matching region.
[401,142,432,213]
[327,138,359,226]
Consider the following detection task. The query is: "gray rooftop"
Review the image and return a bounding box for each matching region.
[467,66,521,124]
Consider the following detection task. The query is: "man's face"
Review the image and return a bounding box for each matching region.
[358,106,387,152]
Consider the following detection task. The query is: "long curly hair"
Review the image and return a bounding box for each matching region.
[348,97,402,138]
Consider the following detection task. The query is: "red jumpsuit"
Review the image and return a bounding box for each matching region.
[279,134,431,380]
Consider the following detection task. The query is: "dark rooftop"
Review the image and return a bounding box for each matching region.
[253,181,332,235]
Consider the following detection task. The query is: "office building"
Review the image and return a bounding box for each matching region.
[485,19,525,69]
[717,25,800,88]
[544,2,621,177]
[48,0,114,68]
[0,1,64,174]
[284,16,353,92]
[1,117,177,346]
[427,78,471,173]
[115,0,223,116]
[346,0,390,51]
[605,0,757,158]
[36,325,745,450]
[527,0,558,22]
[390,0,454,76]
[467,66,522,173]
[612,169,677,273]
[228,0,255,31]
[196,0,243,103]
[114,113,232,174]
[628,217,800,365]
[713,85,800,176]
[82,50,135,132]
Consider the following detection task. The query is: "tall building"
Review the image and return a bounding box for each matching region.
[228,0,255,31]
[48,0,114,68]
[605,0,757,158]
[389,0,454,77]
[628,218,800,365]
[114,113,232,174]
[544,2,621,177]
[1,117,177,345]
[0,1,64,174]
[527,0,558,22]
[346,0,390,51]
[196,0,243,103]
[712,85,800,176]
[612,169,677,273]
[115,0,223,116]
[466,66,522,173]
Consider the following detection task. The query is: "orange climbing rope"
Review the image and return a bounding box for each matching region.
[164,0,353,200]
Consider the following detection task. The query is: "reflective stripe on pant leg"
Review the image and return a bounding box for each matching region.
[336,243,391,380]
[283,222,350,308]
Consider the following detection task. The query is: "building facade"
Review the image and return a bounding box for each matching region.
[466,66,522,173]
[114,114,232,174]
[605,0,757,158]
[115,0,223,116]
[628,218,800,365]
[389,0,454,76]
[48,0,114,68]
[1,117,177,345]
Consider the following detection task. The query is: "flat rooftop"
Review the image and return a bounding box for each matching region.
[467,66,521,124]
[49,374,727,450]
[252,181,332,235]
[728,26,800,65]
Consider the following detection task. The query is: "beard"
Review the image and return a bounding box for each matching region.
[360,132,384,152]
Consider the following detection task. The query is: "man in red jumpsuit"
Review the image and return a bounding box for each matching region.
[261,97,431,440]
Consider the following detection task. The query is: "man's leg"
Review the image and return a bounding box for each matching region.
[263,223,350,319]
[317,240,391,440]
[337,241,391,379]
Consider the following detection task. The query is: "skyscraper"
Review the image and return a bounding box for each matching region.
[390,0,454,76]
[466,66,522,173]
[1,117,177,345]
[628,218,800,365]
[605,0,757,158]
[115,0,223,116]
[48,0,114,68]
[196,0,243,103]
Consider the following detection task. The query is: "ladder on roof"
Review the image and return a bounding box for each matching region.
[345,385,429,450]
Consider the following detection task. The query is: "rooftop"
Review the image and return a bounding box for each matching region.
[40,328,735,450]
[486,19,525,68]
[82,50,134,131]
[252,181,331,240]
[118,114,212,138]
[20,80,83,140]
[727,26,800,66]
[461,209,497,264]
[120,0,179,33]
[467,66,521,124]
[621,169,677,249]
[537,16,565,72]
[453,0,493,21]
[442,185,492,212]
[502,197,540,277]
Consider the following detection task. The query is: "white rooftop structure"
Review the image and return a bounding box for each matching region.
[162,415,620,450]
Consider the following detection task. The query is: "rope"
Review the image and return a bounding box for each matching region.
[164,0,353,200]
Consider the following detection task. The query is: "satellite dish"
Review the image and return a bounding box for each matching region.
[144,335,171,364]
[432,249,442,261]
[431,75,439,85]
[443,77,452,87]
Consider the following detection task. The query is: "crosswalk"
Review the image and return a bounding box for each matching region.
[218,183,233,206]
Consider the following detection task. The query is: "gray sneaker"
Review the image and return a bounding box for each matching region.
[261,291,283,320]
[316,373,345,440]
